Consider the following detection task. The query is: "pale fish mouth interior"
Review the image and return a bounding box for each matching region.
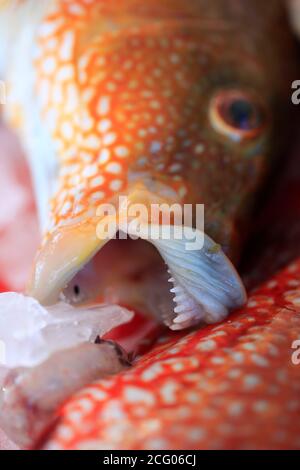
[60,236,176,327]
[59,225,247,331]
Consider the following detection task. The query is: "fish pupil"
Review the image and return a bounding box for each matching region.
[73,285,80,296]
[228,99,259,130]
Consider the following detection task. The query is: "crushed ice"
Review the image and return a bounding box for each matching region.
[0,292,134,368]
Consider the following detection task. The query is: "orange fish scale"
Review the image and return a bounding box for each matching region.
[33,0,244,231]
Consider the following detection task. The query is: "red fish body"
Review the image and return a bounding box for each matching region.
[0,0,299,450]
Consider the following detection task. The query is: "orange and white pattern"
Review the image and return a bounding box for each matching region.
[42,260,300,450]
[0,0,299,450]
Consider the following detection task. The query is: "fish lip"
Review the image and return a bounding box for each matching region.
[27,217,103,305]
[27,215,247,331]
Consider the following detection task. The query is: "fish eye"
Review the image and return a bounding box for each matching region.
[209,89,267,141]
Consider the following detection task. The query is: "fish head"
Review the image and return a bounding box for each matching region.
[27,3,295,328]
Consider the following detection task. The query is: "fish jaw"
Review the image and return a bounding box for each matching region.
[27,188,247,329]
[143,225,247,329]
[27,217,105,306]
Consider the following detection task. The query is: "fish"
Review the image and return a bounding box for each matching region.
[2,0,295,329]
[42,121,300,450]
[0,0,298,450]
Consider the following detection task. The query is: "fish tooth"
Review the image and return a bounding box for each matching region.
[173,294,189,304]
[173,312,195,324]
[174,305,186,314]
[169,323,187,331]
[170,287,181,294]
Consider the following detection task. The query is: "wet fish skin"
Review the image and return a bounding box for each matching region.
[32,0,294,255]
[0,0,297,328]
[0,0,298,452]
[27,0,295,322]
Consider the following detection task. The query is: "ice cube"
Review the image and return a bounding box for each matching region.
[0,292,133,368]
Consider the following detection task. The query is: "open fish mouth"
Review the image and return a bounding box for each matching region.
[0,218,247,449]
[0,177,246,448]
[28,212,247,331]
